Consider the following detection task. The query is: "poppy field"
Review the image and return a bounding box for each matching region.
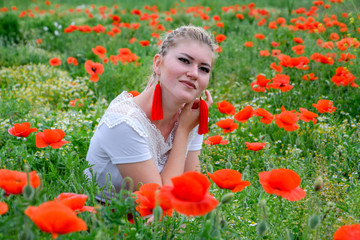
[1,0,360,239]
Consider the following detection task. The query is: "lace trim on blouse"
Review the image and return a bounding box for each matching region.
[97,91,198,169]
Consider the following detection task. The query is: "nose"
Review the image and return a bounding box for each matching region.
[186,65,198,79]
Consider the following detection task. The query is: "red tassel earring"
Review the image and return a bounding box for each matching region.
[198,97,209,134]
[151,81,163,121]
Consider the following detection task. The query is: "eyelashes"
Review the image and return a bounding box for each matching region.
[178,58,210,73]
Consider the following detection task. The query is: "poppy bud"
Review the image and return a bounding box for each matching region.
[259,199,268,220]
[308,214,321,229]
[221,193,234,204]
[23,184,35,200]
[225,162,232,169]
[206,163,214,173]
[256,220,267,237]
[153,206,162,222]
[314,176,323,191]
[95,230,104,240]
[24,164,31,173]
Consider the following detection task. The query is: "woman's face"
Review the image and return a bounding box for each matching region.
[154,39,213,104]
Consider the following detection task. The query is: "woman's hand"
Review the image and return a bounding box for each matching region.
[178,90,213,133]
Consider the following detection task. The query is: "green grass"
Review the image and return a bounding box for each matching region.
[0,0,360,239]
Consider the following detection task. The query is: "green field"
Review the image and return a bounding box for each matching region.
[1,0,360,239]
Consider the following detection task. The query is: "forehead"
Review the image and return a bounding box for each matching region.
[166,39,214,66]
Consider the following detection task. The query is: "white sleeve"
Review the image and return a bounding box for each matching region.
[97,123,152,164]
[187,132,204,151]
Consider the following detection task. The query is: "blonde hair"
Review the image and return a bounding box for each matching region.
[147,25,217,88]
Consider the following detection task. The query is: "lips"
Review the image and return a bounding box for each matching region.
[180,80,196,89]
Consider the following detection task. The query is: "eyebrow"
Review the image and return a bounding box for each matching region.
[180,53,212,68]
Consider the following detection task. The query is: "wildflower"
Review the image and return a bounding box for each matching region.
[56,193,96,213]
[259,50,270,57]
[0,202,8,215]
[67,57,78,66]
[69,99,83,107]
[270,62,282,73]
[139,40,150,47]
[268,74,293,92]
[216,119,239,133]
[158,171,218,216]
[251,75,271,92]
[254,33,265,40]
[254,108,274,124]
[49,58,61,66]
[216,100,236,115]
[36,38,42,44]
[8,122,37,137]
[275,106,299,131]
[271,41,280,47]
[215,34,227,43]
[128,91,140,97]
[208,169,251,192]
[245,142,266,151]
[134,183,172,217]
[331,67,357,87]
[25,200,88,239]
[293,37,304,44]
[333,224,360,240]
[291,45,305,55]
[234,106,254,123]
[299,108,318,124]
[0,169,40,195]
[36,129,69,149]
[259,168,306,201]
[329,33,340,41]
[92,46,107,59]
[84,60,104,82]
[302,73,318,81]
[244,41,253,47]
[203,135,228,145]
[312,100,336,114]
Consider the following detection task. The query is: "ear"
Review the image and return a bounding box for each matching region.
[153,54,162,75]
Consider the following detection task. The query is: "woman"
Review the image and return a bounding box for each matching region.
[85,26,217,202]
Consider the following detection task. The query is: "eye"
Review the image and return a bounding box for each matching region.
[178,57,190,64]
[200,66,210,73]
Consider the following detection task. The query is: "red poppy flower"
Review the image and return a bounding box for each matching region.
[244,41,253,47]
[270,62,283,73]
[128,90,140,97]
[291,45,305,55]
[331,67,356,87]
[134,183,172,217]
[216,100,236,115]
[245,142,266,151]
[92,46,107,59]
[139,40,150,47]
[259,168,306,201]
[203,135,228,145]
[312,100,336,114]
[254,33,265,40]
[36,38,42,44]
[56,193,96,213]
[299,108,318,124]
[293,37,304,44]
[275,107,299,131]
[25,200,88,239]
[49,58,61,66]
[208,169,251,192]
[84,60,104,82]
[69,99,83,107]
[254,108,274,124]
[216,119,239,133]
[333,224,360,240]
[0,202,9,215]
[36,129,70,149]
[158,171,218,216]
[302,73,318,81]
[271,41,280,47]
[251,75,271,92]
[215,34,226,43]
[67,57,78,66]
[0,169,40,195]
[259,50,270,57]
[234,106,254,123]
[268,74,293,92]
[8,122,37,137]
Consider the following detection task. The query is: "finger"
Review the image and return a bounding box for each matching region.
[204,90,213,107]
